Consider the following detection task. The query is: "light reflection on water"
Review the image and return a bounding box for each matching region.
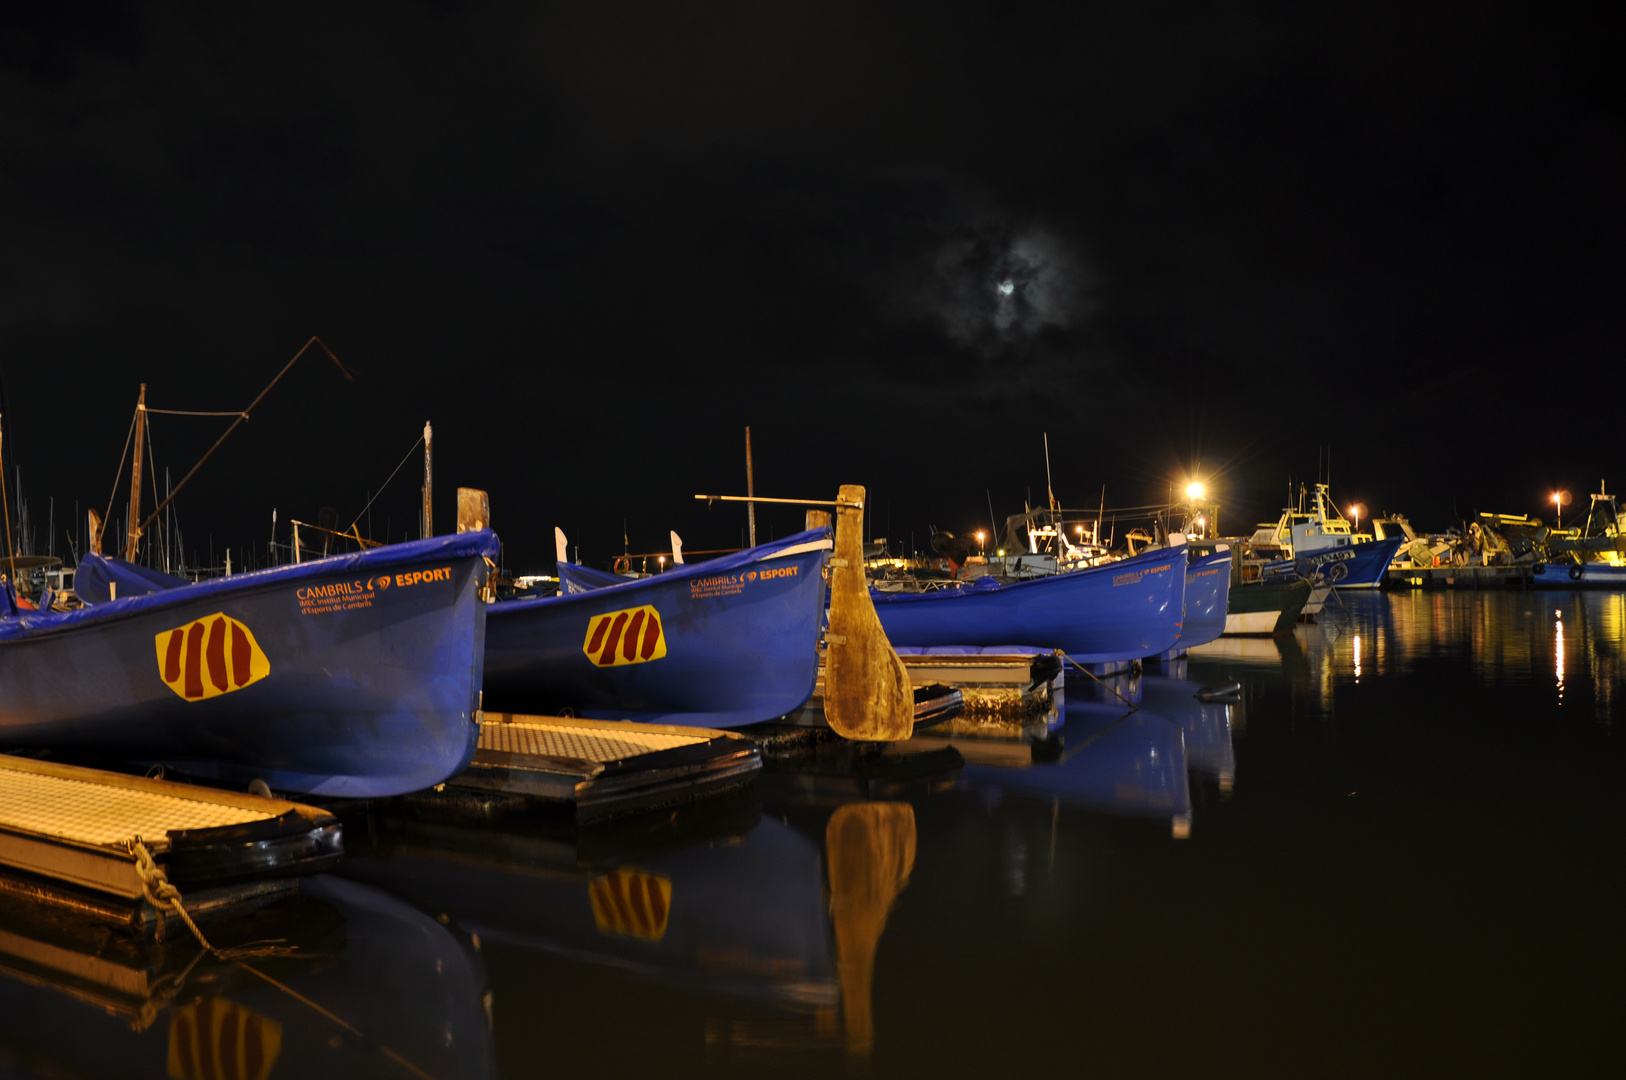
[1193,588,1626,721]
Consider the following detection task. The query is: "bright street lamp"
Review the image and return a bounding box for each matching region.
[1186,481,1206,501]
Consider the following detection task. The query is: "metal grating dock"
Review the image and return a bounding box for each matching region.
[480,721,705,762]
[0,768,274,846]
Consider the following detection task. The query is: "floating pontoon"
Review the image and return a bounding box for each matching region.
[445,713,762,821]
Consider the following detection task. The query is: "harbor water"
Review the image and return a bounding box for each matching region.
[0,590,1621,1077]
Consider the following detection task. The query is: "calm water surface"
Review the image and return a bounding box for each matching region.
[1,591,1622,1077]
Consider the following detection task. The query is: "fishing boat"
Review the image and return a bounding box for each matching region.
[483,527,833,727]
[0,529,498,797]
[1245,483,1401,588]
[868,542,1187,662]
[1533,484,1626,588]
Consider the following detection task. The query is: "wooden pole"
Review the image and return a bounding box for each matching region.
[0,418,17,597]
[133,336,350,543]
[745,426,756,548]
[422,421,433,538]
[125,385,146,560]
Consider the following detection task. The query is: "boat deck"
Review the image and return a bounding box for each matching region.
[448,714,762,821]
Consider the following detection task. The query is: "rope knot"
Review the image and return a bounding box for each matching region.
[126,838,213,952]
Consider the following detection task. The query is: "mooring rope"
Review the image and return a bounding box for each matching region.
[128,839,214,951]
[126,838,438,1080]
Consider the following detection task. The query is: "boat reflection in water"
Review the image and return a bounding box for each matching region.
[340,790,921,1064]
[1142,658,1239,792]
[0,875,494,1080]
[905,658,1243,837]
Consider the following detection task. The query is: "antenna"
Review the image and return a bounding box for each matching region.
[1043,433,1055,510]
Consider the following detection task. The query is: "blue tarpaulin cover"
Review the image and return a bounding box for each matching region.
[73,553,189,604]
[531,528,834,603]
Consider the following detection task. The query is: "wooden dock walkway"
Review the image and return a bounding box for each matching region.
[1386,565,1531,589]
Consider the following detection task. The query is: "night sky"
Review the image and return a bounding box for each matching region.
[2,3,1620,572]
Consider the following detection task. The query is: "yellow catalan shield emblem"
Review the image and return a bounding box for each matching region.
[582,605,667,668]
[155,613,270,701]
[167,997,282,1080]
[589,867,673,941]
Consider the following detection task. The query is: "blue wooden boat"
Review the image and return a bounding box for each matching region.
[869,543,1186,662]
[1179,548,1233,650]
[0,531,498,797]
[483,528,832,727]
[1258,536,1401,588]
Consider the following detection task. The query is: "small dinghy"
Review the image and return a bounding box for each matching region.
[0,530,499,797]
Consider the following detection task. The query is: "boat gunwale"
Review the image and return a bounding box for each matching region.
[493,530,832,614]
[869,542,1187,606]
[1,531,498,644]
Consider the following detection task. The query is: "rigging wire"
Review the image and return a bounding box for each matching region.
[99,406,140,550]
[347,434,425,535]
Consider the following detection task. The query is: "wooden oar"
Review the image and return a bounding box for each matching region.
[823,484,914,741]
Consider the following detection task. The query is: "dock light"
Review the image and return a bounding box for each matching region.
[658,555,665,570]
[1075,525,1085,536]
[975,530,985,552]
[997,549,1005,557]
[1349,502,1366,534]
[1186,481,1206,501]
[1553,490,1571,529]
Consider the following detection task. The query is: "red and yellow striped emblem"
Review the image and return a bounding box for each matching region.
[167,997,282,1080]
[154,613,270,701]
[582,605,667,668]
[589,867,673,941]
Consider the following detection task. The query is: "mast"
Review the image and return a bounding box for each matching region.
[421,421,433,538]
[0,416,17,597]
[125,384,146,560]
[745,426,756,547]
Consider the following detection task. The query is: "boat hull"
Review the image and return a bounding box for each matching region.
[870,545,1186,662]
[1530,560,1626,588]
[1180,550,1232,649]
[0,533,496,797]
[483,531,830,727]
[1270,537,1402,588]
[1223,579,1312,635]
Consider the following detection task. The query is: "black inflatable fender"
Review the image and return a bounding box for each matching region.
[1570,564,1584,582]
